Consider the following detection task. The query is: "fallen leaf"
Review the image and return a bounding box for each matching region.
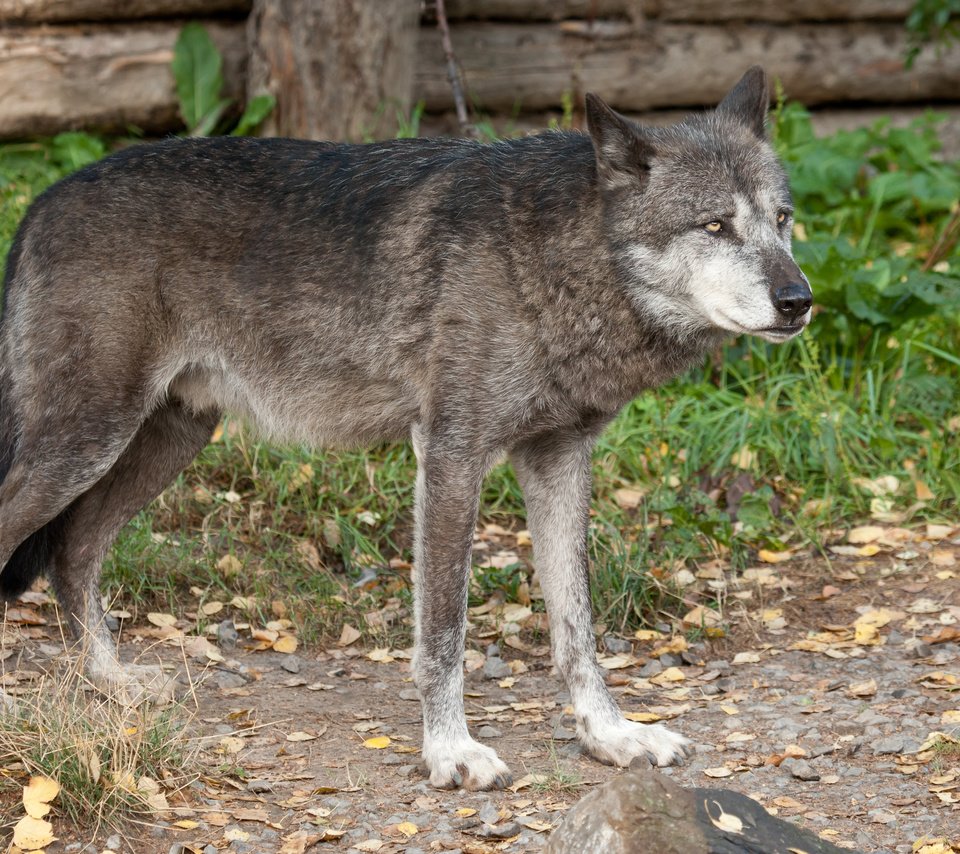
[509,773,549,792]
[366,647,395,663]
[217,554,242,576]
[758,549,792,563]
[624,711,662,723]
[338,624,361,646]
[352,842,383,853]
[732,651,760,665]
[201,600,224,616]
[147,612,177,628]
[363,736,391,749]
[13,815,56,851]
[703,767,733,778]
[22,776,60,819]
[614,487,646,509]
[286,731,319,742]
[224,828,250,842]
[397,822,418,837]
[705,800,743,834]
[914,480,935,501]
[273,635,298,654]
[848,525,885,544]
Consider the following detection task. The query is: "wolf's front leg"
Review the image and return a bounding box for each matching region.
[511,429,691,767]
[412,430,512,790]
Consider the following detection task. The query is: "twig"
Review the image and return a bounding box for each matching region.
[922,206,960,272]
[434,0,474,138]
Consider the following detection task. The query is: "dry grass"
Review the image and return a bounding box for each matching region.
[0,624,199,836]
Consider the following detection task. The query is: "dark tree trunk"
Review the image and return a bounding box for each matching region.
[246,0,420,142]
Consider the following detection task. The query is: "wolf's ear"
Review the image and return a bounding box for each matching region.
[585,93,656,189]
[716,66,770,138]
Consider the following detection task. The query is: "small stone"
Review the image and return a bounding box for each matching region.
[478,801,500,824]
[486,643,501,658]
[214,671,247,690]
[217,619,238,650]
[603,635,632,655]
[483,657,512,680]
[905,639,933,659]
[280,655,301,674]
[639,660,662,678]
[478,821,522,839]
[782,758,820,781]
[659,652,683,668]
[872,735,906,755]
[705,659,731,674]
[104,613,120,632]
[477,725,502,738]
[105,837,121,851]
[246,779,274,793]
[552,726,576,741]
[399,688,420,701]
[397,764,418,777]
[203,847,217,854]
[629,753,653,770]
[381,753,403,765]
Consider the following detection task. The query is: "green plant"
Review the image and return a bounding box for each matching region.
[906,0,960,66]
[172,23,275,137]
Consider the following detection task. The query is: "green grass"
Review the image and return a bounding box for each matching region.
[1,107,959,642]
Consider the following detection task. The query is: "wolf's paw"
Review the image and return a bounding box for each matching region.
[580,719,691,768]
[91,662,179,706]
[423,737,513,790]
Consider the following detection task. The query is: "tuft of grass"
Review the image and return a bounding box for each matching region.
[0,633,198,833]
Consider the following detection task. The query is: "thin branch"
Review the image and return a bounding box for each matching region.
[434,0,475,138]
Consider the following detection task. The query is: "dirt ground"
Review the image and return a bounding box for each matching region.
[2,533,959,854]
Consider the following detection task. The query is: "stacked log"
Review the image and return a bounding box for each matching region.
[0,0,956,140]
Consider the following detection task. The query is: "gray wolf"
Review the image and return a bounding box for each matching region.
[0,66,810,789]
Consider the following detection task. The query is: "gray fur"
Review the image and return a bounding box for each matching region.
[0,67,809,789]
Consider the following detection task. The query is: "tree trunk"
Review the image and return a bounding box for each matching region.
[246,0,419,142]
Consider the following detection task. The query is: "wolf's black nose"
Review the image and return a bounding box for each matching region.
[773,283,812,319]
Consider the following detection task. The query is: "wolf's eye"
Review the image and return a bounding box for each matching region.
[776,210,789,226]
[704,221,723,234]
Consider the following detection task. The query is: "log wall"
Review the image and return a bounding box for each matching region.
[0,0,956,139]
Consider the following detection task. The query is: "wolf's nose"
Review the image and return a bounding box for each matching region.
[773,283,812,319]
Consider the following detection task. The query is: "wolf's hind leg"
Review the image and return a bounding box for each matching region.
[412,427,513,791]
[511,428,692,768]
[49,401,219,703]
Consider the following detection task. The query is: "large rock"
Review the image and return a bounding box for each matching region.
[545,768,859,854]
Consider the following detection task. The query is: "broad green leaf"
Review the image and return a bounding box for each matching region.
[172,23,225,133]
[231,94,276,137]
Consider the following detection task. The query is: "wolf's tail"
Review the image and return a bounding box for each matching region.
[0,322,69,601]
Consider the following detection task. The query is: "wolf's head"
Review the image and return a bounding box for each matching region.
[586,67,812,344]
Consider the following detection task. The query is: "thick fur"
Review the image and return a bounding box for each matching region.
[0,67,809,788]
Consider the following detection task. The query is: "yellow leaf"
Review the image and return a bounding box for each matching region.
[848,525,885,544]
[397,822,418,837]
[286,731,318,742]
[758,549,792,564]
[613,487,646,510]
[224,828,250,842]
[515,530,532,547]
[366,647,394,663]
[705,800,743,834]
[174,820,200,829]
[13,816,56,851]
[634,629,665,641]
[941,710,960,724]
[272,635,298,654]
[703,767,733,778]
[201,600,224,616]
[914,480,935,501]
[731,445,755,470]
[857,543,881,557]
[854,608,900,628]
[147,612,177,627]
[854,623,880,645]
[624,711,662,723]
[22,776,60,818]
[650,667,685,685]
[456,808,477,817]
[216,554,242,576]
[363,736,391,749]
[720,704,739,715]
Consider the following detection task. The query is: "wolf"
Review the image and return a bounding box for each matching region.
[0,66,810,789]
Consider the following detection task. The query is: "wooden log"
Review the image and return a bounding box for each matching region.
[414,21,960,112]
[0,21,245,138]
[247,0,420,141]
[0,0,250,23]
[441,0,912,22]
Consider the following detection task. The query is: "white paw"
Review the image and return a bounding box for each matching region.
[423,736,513,790]
[90,662,179,706]
[579,719,691,768]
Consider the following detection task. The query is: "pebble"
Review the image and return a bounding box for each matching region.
[214,670,247,690]
[217,619,239,650]
[483,657,512,680]
[246,779,274,793]
[602,635,633,654]
[478,801,500,824]
[872,735,906,755]
[659,652,683,667]
[105,836,121,851]
[399,688,420,701]
[782,758,820,781]
[477,821,522,839]
[639,660,662,677]
[280,655,301,674]
[382,753,403,765]
[477,725,502,738]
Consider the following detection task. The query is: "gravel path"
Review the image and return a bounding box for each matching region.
[3,541,958,853]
